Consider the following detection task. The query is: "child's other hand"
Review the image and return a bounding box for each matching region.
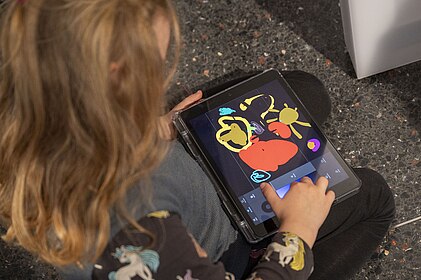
[260,176,335,248]
[159,90,203,141]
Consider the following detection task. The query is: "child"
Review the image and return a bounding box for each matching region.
[0,1,394,279]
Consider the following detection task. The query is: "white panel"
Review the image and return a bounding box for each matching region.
[340,0,421,78]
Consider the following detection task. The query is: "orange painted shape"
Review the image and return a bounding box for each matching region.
[268,122,291,138]
[239,139,298,172]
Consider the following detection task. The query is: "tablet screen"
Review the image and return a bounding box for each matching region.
[181,70,359,231]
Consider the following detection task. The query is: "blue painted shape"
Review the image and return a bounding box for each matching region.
[219,107,236,116]
[250,170,271,183]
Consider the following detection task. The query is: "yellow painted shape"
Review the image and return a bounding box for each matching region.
[279,107,299,125]
[219,123,247,146]
[276,103,311,139]
[296,120,312,127]
[239,103,247,111]
[307,142,315,149]
[216,116,252,153]
[239,93,276,121]
[289,124,303,139]
[261,94,275,120]
[240,94,264,111]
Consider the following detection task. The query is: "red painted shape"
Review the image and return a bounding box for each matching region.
[239,138,298,172]
[268,122,291,138]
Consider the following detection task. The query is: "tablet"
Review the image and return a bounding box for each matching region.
[173,69,361,243]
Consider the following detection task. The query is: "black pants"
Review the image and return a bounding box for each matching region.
[202,70,396,280]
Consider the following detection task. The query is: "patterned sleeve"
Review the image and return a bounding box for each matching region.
[92,211,313,280]
[92,211,229,280]
[246,232,314,280]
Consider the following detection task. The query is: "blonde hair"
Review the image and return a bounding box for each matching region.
[0,0,180,266]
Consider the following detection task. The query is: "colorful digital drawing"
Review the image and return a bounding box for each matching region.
[307,138,321,152]
[215,95,310,174]
[219,107,236,116]
[108,245,159,280]
[216,116,252,153]
[267,103,311,139]
[250,121,265,135]
[250,170,272,183]
[239,136,298,172]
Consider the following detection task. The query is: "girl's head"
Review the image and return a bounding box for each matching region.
[0,0,179,266]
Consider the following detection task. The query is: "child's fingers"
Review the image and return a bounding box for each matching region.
[315,176,329,193]
[300,176,313,184]
[315,176,335,205]
[260,183,282,212]
[172,90,202,111]
[325,190,336,205]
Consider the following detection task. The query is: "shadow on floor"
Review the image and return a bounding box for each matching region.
[255,0,355,76]
[256,0,421,133]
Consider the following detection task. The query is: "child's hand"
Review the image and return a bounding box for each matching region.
[159,90,203,141]
[260,176,335,248]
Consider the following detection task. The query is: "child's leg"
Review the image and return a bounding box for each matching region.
[223,168,394,280]
[280,70,331,127]
[309,168,395,280]
[273,74,394,279]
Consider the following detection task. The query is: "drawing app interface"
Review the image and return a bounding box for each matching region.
[189,79,349,225]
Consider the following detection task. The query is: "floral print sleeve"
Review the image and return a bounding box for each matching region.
[92,211,313,280]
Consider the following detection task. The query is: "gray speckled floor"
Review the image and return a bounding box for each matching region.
[1,0,420,279]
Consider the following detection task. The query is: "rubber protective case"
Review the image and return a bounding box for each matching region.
[173,69,361,243]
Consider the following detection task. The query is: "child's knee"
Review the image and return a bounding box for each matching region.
[354,168,396,222]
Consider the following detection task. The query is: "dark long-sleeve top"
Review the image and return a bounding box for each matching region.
[91,211,314,280]
[58,141,313,279]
